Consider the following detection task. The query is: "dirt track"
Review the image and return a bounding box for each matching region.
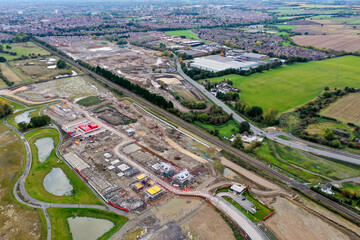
[220,157,280,190]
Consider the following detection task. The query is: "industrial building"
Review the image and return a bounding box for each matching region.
[240,52,268,61]
[190,55,259,72]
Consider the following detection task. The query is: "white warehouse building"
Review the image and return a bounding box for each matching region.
[189,55,259,72]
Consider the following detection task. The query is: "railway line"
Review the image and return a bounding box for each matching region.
[31,39,360,224]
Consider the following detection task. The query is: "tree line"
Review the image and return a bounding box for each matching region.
[91,65,174,110]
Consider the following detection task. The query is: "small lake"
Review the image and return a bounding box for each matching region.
[34,137,54,163]
[14,109,36,123]
[67,217,114,240]
[43,168,73,196]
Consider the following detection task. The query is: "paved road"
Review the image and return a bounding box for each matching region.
[31,40,360,224]
[175,57,360,166]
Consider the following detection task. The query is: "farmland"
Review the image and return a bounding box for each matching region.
[292,23,360,52]
[164,30,199,39]
[321,93,360,125]
[208,56,360,113]
[0,42,50,61]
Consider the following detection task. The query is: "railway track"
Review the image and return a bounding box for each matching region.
[31,40,360,223]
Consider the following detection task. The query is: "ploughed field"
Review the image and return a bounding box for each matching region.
[321,93,360,125]
[208,56,360,113]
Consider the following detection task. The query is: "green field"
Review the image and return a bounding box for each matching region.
[208,56,360,113]
[195,120,239,138]
[48,208,128,240]
[0,42,50,61]
[76,96,103,106]
[0,96,26,110]
[165,30,199,40]
[24,128,103,205]
[273,24,296,30]
[255,140,360,183]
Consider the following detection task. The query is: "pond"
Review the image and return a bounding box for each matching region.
[43,168,73,196]
[67,217,114,240]
[14,109,36,124]
[34,137,54,163]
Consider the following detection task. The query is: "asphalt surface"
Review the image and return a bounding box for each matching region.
[31,40,360,223]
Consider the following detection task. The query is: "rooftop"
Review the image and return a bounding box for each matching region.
[146,185,162,195]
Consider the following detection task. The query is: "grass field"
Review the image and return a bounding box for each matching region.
[0,42,50,61]
[0,62,23,87]
[321,93,360,125]
[172,85,197,101]
[273,24,296,30]
[7,58,79,84]
[222,191,273,222]
[306,121,355,138]
[208,56,360,113]
[24,128,103,205]
[165,30,198,40]
[255,140,360,183]
[341,182,360,195]
[47,208,128,240]
[0,120,45,239]
[195,120,239,138]
[76,96,103,106]
[0,96,26,110]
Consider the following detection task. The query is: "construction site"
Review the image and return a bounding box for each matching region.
[40,89,216,212]
[55,37,208,111]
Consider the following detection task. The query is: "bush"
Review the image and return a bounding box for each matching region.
[331,140,341,148]
[56,59,67,69]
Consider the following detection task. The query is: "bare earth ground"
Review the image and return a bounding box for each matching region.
[220,157,280,190]
[151,197,235,240]
[292,35,360,52]
[321,93,360,125]
[267,197,350,240]
[182,204,235,240]
[151,197,203,225]
[292,24,360,51]
[0,122,43,240]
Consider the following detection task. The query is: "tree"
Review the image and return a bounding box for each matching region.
[29,115,51,128]
[247,106,263,119]
[239,121,250,133]
[18,121,28,131]
[0,56,6,62]
[323,128,335,141]
[56,59,67,69]
[232,135,243,149]
[0,99,12,117]
[263,109,278,125]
